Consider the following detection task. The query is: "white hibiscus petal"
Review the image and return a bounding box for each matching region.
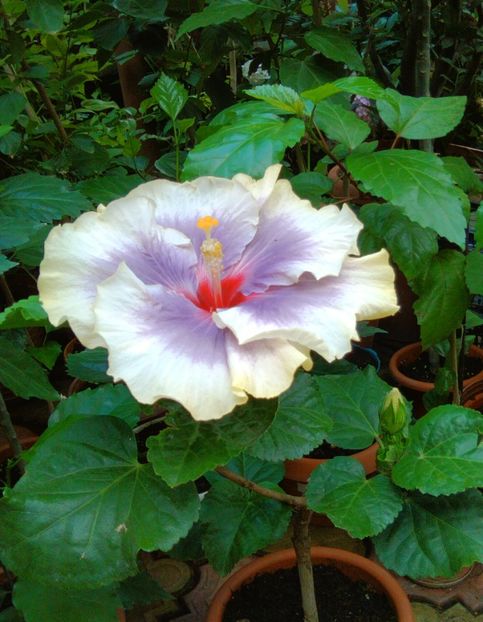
[94,263,247,421]
[225,333,311,399]
[232,164,283,204]
[216,250,398,362]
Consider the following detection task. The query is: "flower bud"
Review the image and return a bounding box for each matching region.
[380,388,408,434]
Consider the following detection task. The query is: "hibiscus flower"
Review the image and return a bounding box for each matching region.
[38,165,398,420]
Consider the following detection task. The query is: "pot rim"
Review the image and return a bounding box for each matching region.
[205,546,415,622]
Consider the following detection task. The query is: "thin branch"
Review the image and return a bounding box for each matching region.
[31,79,69,143]
[133,415,166,435]
[450,330,461,405]
[292,508,319,622]
[215,465,306,508]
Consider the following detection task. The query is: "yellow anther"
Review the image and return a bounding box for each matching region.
[197,215,219,237]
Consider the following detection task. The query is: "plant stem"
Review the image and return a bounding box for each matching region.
[449,330,461,405]
[292,508,319,622]
[0,390,25,475]
[215,465,306,508]
[312,0,321,26]
[295,144,306,173]
[0,274,14,305]
[31,79,69,143]
[133,415,166,435]
[413,0,432,152]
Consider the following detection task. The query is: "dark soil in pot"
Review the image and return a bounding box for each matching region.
[307,441,358,460]
[400,351,482,383]
[223,564,397,622]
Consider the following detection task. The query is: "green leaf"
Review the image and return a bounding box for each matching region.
[200,479,291,575]
[0,417,199,588]
[119,571,173,608]
[0,608,23,622]
[392,405,483,495]
[374,490,483,578]
[0,296,51,330]
[475,203,483,251]
[465,250,483,294]
[0,173,91,223]
[313,367,391,449]
[442,157,483,194]
[358,203,438,280]
[112,0,167,20]
[305,27,364,72]
[0,93,27,126]
[12,225,51,267]
[182,117,305,179]
[245,84,305,115]
[0,130,22,156]
[49,384,141,428]
[14,580,122,622]
[301,83,342,104]
[0,336,59,400]
[207,453,285,487]
[290,172,333,205]
[66,348,112,383]
[0,254,17,275]
[27,341,61,369]
[314,101,370,150]
[280,57,338,93]
[466,310,483,329]
[0,217,43,250]
[147,400,277,486]
[306,458,402,538]
[210,101,282,126]
[151,74,188,121]
[25,0,64,32]
[333,76,385,99]
[346,150,466,247]
[177,0,260,38]
[248,373,333,461]
[77,174,144,205]
[377,90,466,139]
[413,250,469,348]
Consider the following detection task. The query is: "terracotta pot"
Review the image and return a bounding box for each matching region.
[206,547,415,622]
[117,609,126,622]
[389,342,483,416]
[410,565,474,589]
[462,377,483,411]
[0,425,38,463]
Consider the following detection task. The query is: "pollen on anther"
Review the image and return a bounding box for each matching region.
[197,215,219,235]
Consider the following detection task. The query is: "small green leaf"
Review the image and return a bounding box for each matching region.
[0,93,27,126]
[49,384,141,428]
[0,417,199,588]
[151,74,188,121]
[12,225,51,267]
[119,571,173,608]
[314,101,370,150]
[301,83,341,104]
[112,0,167,20]
[0,253,17,275]
[0,296,51,330]
[245,84,305,115]
[0,336,58,400]
[182,117,305,179]
[306,457,403,538]
[413,250,469,348]
[392,405,483,495]
[27,341,61,369]
[305,27,364,72]
[347,150,466,247]
[208,453,285,487]
[465,250,483,294]
[313,367,391,449]
[177,0,260,38]
[147,400,277,486]
[333,76,385,99]
[66,348,112,383]
[290,172,333,204]
[14,580,122,622]
[442,157,483,194]
[374,491,483,578]
[77,174,144,205]
[466,310,483,329]
[248,373,332,461]
[377,89,466,139]
[200,479,291,575]
[280,57,338,93]
[475,203,483,251]
[25,0,64,32]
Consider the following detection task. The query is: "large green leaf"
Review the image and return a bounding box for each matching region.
[25,0,64,32]
[0,173,91,223]
[177,0,260,38]
[374,491,483,578]
[312,366,391,449]
[442,157,483,194]
[306,458,402,538]
[0,336,59,400]
[280,57,337,92]
[27,341,61,369]
[151,74,188,121]
[290,172,333,205]
[0,93,27,126]
[112,0,167,20]
[333,76,385,99]
[314,101,370,150]
[392,405,483,495]
[13,580,122,622]
[77,174,144,205]
[245,84,305,115]
[49,384,141,428]
[0,217,43,250]
[200,479,291,575]
[119,571,173,608]
[358,203,438,280]
[0,416,199,588]
[0,253,17,275]
[248,373,332,461]
[0,296,51,330]
[412,250,469,348]
[147,400,277,486]
[12,224,51,267]
[346,150,466,247]
[305,27,364,72]
[377,90,466,139]
[66,348,112,383]
[182,116,304,179]
[208,453,285,486]
[465,250,483,295]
